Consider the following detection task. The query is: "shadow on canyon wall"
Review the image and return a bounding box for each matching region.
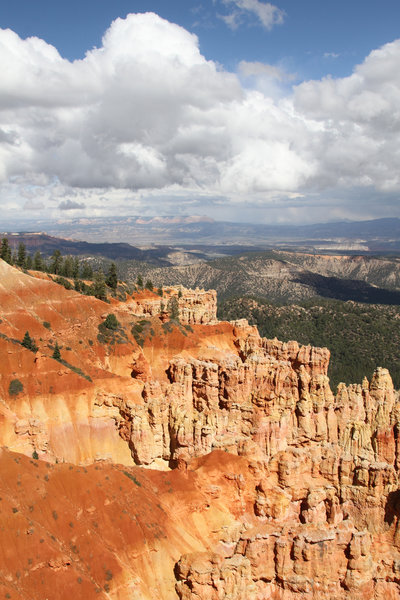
[294,272,400,305]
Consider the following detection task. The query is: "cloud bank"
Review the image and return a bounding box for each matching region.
[0,12,399,223]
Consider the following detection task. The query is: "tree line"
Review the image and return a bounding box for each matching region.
[1,238,173,305]
[1,237,118,301]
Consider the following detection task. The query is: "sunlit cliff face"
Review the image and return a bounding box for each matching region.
[1,258,400,599]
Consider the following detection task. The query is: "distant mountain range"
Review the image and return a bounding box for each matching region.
[3,216,400,250]
[50,215,400,248]
[0,232,172,265]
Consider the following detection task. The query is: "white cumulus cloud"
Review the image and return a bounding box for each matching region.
[0,12,399,223]
[294,39,400,193]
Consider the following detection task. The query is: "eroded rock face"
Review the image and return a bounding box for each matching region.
[96,324,400,598]
[175,437,400,600]
[127,286,217,324]
[122,337,400,474]
[2,259,400,599]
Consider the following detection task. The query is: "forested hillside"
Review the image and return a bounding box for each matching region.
[117,250,400,304]
[218,297,400,389]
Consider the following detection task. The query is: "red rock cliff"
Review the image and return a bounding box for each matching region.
[1,259,400,600]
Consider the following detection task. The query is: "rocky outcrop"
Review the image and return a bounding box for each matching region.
[127,286,217,324]
[175,436,400,600]
[115,329,400,599]
[121,333,400,473]
[2,259,400,599]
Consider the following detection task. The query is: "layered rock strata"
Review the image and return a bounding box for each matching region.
[1,259,400,599]
[97,328,400,598]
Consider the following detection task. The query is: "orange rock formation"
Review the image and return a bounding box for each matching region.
[1,259,400,599]
[127,285,217,324]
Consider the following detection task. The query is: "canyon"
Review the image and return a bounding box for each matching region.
[1,258,400,599]
[117,251,400,305]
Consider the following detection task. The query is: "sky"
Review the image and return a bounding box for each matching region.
[0,0,400,226]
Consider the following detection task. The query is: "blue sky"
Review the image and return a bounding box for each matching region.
[2,0,400,79]
[0,1,400,226]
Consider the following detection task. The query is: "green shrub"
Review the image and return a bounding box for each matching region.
[43,321,51,329]
[104,314,119,330]
[123,470,142,486]
[9,379,23,396]
[54,276,73,290]
[98,317,127,346]
[131,319,151,347]
[57,359,92,382]
[162,321,173,334]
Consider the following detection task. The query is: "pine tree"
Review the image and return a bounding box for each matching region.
[17,243,26,268]
[1,237,11,264]
[81,261,93,280]
[72,257,80,279]
[106,262,118,290]
[104,313,119,330]
[62,256,74,278]
[25,255,33,270]
[145,279,153,291]
[22,331,32,350]
[33,251,43,271]
[52,341,61,361]
[50,250,62,274]
[136,274,143,288]
[21,331,38,353]
[93,270,107,301]
[167,296,179,321]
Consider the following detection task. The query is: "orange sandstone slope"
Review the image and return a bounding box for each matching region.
[0,259,244,465]
[1,259,400,599]
[0,448,258,600]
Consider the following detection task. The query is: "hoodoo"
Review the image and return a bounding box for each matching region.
[1,258,400,599]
